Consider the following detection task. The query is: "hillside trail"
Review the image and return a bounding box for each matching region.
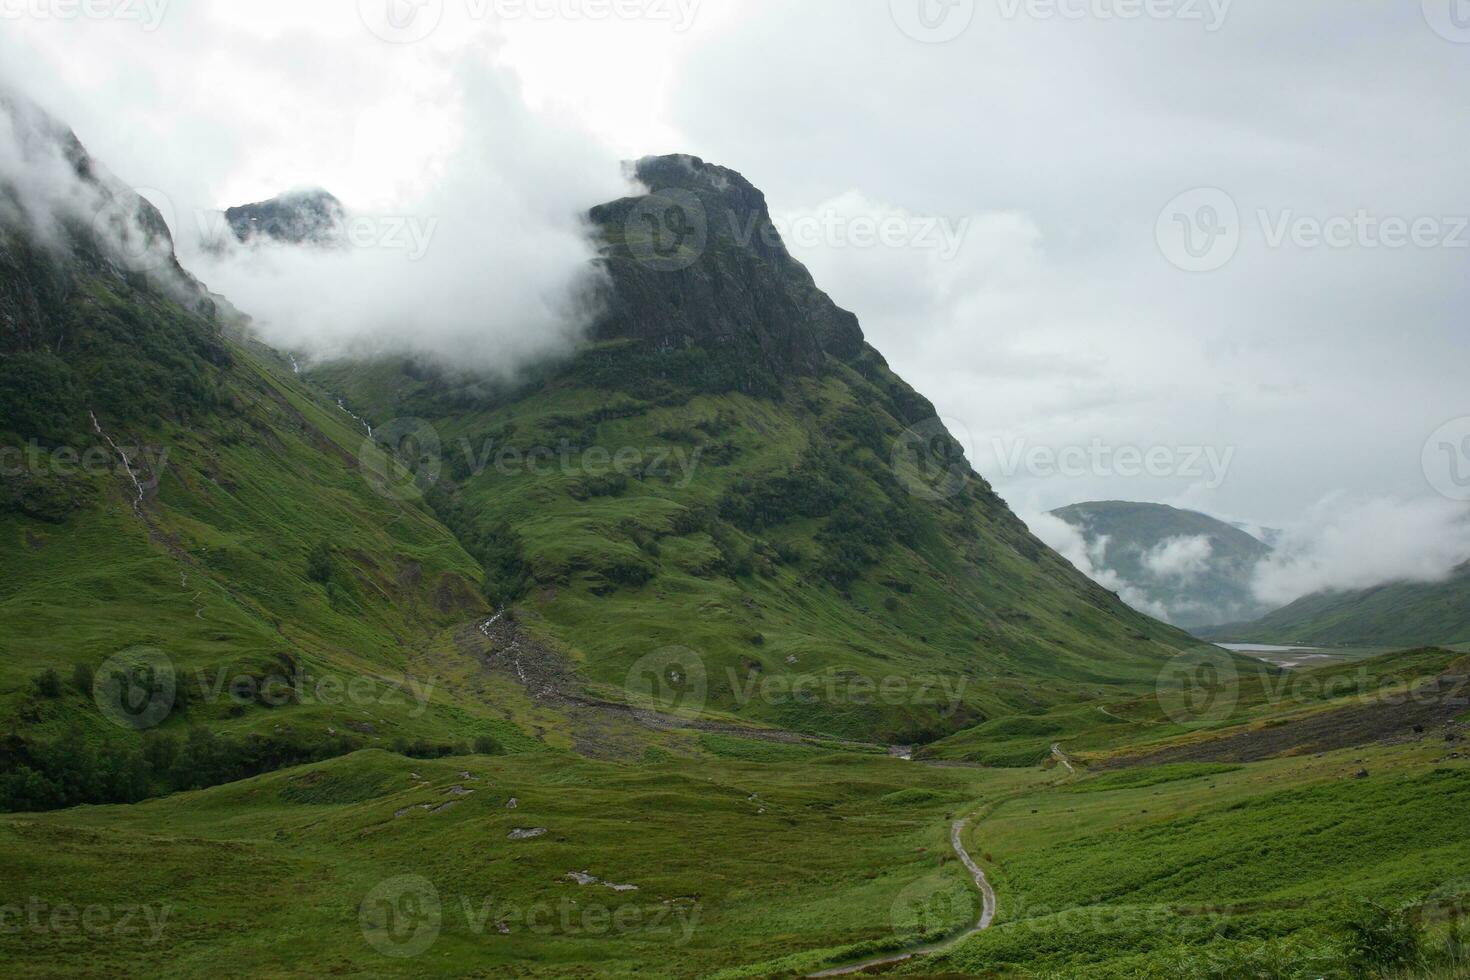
[803,748,1081,977]
[461,612,1087,976]
[806,816,997,978]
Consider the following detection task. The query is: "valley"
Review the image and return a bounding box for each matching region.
[1,81,1467,980]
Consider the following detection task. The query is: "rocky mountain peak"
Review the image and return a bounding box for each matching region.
[588,154,865,379]
[224,188,345,247]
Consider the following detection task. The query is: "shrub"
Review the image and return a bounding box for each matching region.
[0,350,80,442]
[1342,902,1422,977]
[71,662,94,694]
[392,738,471,760]
[568,473,629,501]
[305,541,336,584]
[0,725,365,813]
[33,668,63,699]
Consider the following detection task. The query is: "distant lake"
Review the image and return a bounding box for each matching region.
[1218,643,1322,653]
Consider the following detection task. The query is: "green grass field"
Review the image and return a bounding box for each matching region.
[0,747,1048,978]
[905,738,1470,978]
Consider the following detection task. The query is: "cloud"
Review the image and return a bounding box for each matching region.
[1251,496,1470,606]
[176,59,629,377]
[1024,511,1172,620]
[1142,535,1214,583]
[0,10,634,379]
[671,0,1470,523]
[5,0,1470,546]
[0,85,194,301]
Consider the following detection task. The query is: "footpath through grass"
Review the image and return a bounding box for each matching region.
[0,748,1045,978]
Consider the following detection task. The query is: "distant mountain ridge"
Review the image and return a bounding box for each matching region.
[1203,561,1470,648]
[1051,500,1274,630]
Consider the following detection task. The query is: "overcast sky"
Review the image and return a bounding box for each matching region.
[4,0,1469,598]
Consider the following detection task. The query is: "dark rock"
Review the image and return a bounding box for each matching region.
[225,189,345,247]
[588,154,865,380]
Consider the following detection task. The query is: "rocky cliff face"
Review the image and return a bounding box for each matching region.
[589,154,865,378]
[0,90,220,350]
[225,189,345,247]
[0,93,230,464]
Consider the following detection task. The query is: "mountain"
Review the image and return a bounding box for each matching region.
[6,105,1469,980]
[1204,561,1470,648]
[224,188,345,247]
[1051,500,1274,630]
[1,91,1196,816]
[0,96,504,811]
[307,154,1198,744]
[1230,519,1283,547]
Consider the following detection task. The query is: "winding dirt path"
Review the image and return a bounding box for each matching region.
[806,817,996,977]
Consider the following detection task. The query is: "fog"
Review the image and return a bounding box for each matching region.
[1250,496,1470,607]
[177,61,628,376]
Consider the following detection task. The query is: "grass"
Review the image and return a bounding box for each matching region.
[0,748,1047,978]
[903,738,1470,978]
[309,346,1198,746]
[1209,563,1470,649]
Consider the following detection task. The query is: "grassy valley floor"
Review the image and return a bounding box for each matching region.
[4,641,1468,979]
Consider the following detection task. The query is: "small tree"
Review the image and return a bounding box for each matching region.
[71,662,94,694]
[34,668,63,699]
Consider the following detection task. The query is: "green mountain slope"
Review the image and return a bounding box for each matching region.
[1205,562,1470,648]
[0,110,1193,815]
[312,156,1197,745]
[1052,500,1273,629]
[0,99,530,810]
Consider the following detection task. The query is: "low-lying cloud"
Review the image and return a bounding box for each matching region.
[0,83,196,303]
[1024,511,1173,621]
[1250,495,1470,607]
[176,61,629,378]
[1031,496,1470,630]
[2,21,635,382]
[1142,535,1213,583]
